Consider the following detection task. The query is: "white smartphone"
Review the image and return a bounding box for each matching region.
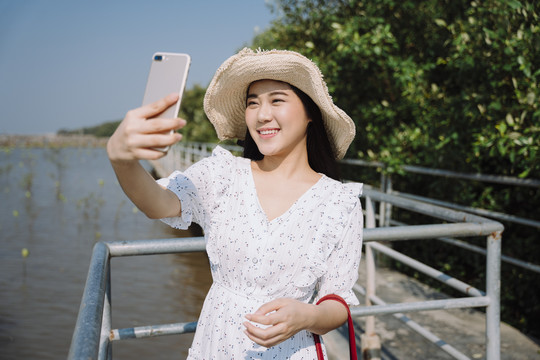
[142,52,191,151]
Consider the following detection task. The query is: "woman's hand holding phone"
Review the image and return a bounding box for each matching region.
[105,52,190,218]
[107,93,186,163]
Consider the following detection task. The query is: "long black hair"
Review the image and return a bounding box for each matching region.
[242,83,341,180]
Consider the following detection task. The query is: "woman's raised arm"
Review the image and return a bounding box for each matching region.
[107,93,186,219]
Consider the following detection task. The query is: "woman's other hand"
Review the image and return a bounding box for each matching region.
[244,297,348,348]
[243,298,314,348]
[107,93,185,162]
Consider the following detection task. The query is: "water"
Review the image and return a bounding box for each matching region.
[0,147,212,359]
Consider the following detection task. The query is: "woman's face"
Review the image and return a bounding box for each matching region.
[245,80,311,159]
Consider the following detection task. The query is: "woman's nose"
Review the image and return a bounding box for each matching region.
[257,102,272,123]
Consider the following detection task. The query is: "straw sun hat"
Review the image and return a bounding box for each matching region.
[204,48,356,159]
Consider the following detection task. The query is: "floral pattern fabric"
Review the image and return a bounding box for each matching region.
[157,146,363,359]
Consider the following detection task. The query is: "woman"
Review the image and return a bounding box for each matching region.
[107,48,363,359]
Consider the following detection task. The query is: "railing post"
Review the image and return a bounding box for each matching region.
[68,242,110,360]
[179,143,185,169]
[98,265,112,360]
[379,173,387,227]
[486,231,502,360]
[362,196,382,359]
[171,144,179,173]
[187,142,191,167]
[384,176,392,227]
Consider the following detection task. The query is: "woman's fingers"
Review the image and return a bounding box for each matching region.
[108,122,182,161]
[137,117,186,134]
[251,298,287,316]
[244,299,300,348]
[129,132,183,151]
[131,92,179,119]
[246,312,277,326]
[243,321,286,348]
[244,319,282,338]
[107,93,187,162]
[243,298,315,348]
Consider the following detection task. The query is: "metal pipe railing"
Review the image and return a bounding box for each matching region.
[99,265,111,360]
[437,237,540,274]
[367,241,485,297]
[350,295,491,316]
[68,242,110,360]
[354,283,471,360]
[106,236,206,256]
[68,186,503,360]
[359,190,502,360]
[388,217,540,275]
[485,231,502,359]
[392,190,540,230]
[341,158,540,188]
[356,175,532,359]
[71,140,510,359]
[364,196,377,337]
[110,322,197,341]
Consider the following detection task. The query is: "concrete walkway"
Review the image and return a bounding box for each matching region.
[323,265,540,360]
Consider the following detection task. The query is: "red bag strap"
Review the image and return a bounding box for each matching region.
[313,294,357,360]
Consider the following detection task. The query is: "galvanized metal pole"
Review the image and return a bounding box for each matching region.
[365,244,375,334]
[378,173,387,227]
[99,266,112,360]
[363,197,382,359]
[486,231,502,360]
[384,176,392,227]
[365,196,376,335]
[184,143,190,168]
[68,242,110,360]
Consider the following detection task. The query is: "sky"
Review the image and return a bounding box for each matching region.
[0,0,276,134]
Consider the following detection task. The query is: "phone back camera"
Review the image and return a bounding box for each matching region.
[154,55,163,61]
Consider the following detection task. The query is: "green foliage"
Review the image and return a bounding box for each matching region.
[255,0,539,178]
[255,0,540,338]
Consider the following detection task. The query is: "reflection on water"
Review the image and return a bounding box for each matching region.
[0,147,212,360]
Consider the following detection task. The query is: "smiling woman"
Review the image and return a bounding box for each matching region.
[106,47,363,359]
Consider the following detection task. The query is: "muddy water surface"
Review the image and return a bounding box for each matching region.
[0,147,211,359]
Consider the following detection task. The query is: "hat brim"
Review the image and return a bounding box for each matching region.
[204,48,355,159]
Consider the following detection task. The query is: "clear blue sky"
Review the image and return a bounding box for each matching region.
[0,0,276,134]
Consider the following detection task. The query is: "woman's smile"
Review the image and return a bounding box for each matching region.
[257,128,280,138]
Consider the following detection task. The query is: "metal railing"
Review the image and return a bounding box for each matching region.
[151,141,243,176]
[341,157,540,271]
[68,186,503,360]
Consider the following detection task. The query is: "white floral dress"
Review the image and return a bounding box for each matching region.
[157,146,363,359]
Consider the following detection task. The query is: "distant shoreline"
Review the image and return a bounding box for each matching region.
[0,134,108,148]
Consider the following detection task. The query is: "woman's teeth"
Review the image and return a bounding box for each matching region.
[259,129,279,135]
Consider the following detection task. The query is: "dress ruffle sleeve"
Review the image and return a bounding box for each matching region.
[156,146,235,230]
[314,182,363,305]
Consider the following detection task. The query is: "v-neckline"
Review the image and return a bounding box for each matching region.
[246,159,325,224]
